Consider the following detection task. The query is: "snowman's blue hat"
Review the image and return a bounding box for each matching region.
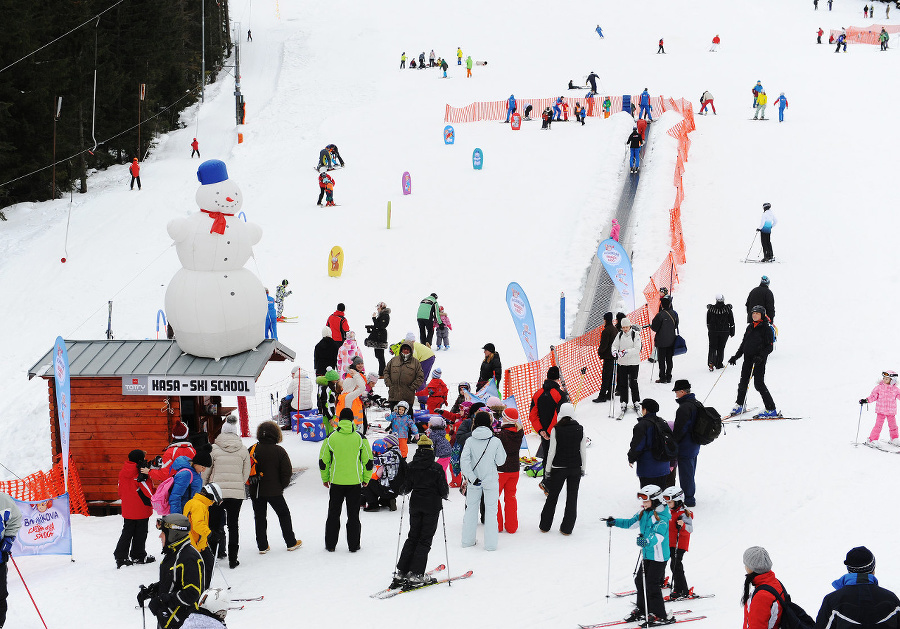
[197,160,229,185]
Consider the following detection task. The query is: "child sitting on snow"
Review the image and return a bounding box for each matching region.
[389,400,419,458]
[662,486,694,600]
[363,436,407,512]
[427,416,453,478]
[860,369,900,445]
[433,306,453,350]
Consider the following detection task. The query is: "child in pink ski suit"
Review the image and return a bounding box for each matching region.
[433,306,453,350]
[611,218,620,242]
[860,370,900,444]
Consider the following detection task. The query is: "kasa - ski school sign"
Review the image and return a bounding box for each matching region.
[122,375,256,396]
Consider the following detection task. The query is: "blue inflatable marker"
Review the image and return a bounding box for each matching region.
[472,148,483,170]
[444,125,455,145]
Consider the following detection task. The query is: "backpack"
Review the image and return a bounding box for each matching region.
[150,475,176,515]
[754,583,815,629]
[246,443,261,499]
[690,400,723,445]
[525,460,544,477]
[650,418,678,461]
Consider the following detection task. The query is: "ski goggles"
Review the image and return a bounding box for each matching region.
[637,492,654,501]
[884,372,898,379]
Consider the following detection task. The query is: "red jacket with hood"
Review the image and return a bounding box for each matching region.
[118,460,154,520]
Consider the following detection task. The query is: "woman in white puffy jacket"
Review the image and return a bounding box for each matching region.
[205,415,251,569]
[611,317,643,415]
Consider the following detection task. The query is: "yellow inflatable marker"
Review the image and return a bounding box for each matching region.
[328,246,344,277]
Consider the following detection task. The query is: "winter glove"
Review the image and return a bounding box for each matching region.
[636,535,651,547]
[618,350,627,358]
[605,517,616,528]
[137,584,155,608]
[0,536,13,555]
[728,356,738,366]
[207,530,221,544]
[148,596,163,616]
[859,398,868,405]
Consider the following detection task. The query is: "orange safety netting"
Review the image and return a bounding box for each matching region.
[445,95,668,123]
[830,24,900,44]
[502,98,696,427]
[0,455,89,516]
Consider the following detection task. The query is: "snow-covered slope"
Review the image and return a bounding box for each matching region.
[1,0,899,627]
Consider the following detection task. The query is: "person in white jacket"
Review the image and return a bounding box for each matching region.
[757,202,778,262]
[612,317,644,415]
[460,412,507,551]
[205,416,251,569]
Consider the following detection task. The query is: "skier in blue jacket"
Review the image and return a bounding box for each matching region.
[751,80,763,107]
[595,24,604,38]
[504,95,516,123]
[771,93,788,122]
[265,289,278,340]
[639,89,653,121]
[553,97,563,121]
[606,484,672,624]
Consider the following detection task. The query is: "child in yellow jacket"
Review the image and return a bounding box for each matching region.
[184,483,223,588]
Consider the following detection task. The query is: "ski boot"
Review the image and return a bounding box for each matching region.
[389,571,409,590]
[633,402,641,414]
[406,573,437,587]
[731,404,745,416]
[623,609,645,623]
[757,409,782,419]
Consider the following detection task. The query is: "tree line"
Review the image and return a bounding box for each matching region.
[0,0,232,214]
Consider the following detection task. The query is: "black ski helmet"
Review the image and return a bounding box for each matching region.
[158,514,191,545]
[762,202,771,211]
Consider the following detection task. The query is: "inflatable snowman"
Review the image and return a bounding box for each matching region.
[164,160,267,360]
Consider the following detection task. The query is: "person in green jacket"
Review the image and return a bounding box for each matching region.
[466,55,473,78]
[416,293,440,346]
[319,409,374,552]
[400,51,407,69]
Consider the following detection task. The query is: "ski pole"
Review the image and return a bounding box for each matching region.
[743,232,759,262]
[855,402,865,444]
[702,364,729,404]
[608,359,618,418]
[142,604,147,629]
[573,366,587,406]
[441,504,451,587]
[641,556,651,622]
[605,525,613,599]
[11,557,50,629]
[393,492,408,577]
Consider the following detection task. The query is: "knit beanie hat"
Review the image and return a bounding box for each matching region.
[547,366,560,380]
[128,449,145,464]
[192,450,212,467]
[501,408,519,425]
[620,317,632,328]
[428,416,445,428]
[417,435,434,449]
[844,546,876,573]
[405,332,416,343]
[339,408,355,420]
[743,546,773,573]
[172,421,189,440]
[221,415,239,435]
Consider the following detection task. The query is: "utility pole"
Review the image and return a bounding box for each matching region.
[51,96,62,199]
[234,22,243,125]
[201,0,206,102]
[138,84,145,159]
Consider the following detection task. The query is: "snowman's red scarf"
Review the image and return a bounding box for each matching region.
[200,209,234,234]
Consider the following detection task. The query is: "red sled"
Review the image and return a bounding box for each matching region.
[510,112,521,130]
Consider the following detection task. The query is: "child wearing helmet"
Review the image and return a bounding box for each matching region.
[275,279,291,320]
[363,436,406,512]
[661,486,694,600]
[137,514,203,627]
[315,370,340,434]
[389,401,419,458]
[860,371,900,446]
[605,485,672,624]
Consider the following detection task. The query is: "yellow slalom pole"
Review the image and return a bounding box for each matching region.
[387,201,392,229]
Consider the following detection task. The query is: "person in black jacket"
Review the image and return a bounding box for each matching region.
[650,296,679,384]
[745,276,775,323]
[529,367,568,467]
[594,312,619,403]
[728,306,779,418]
[314,327,336,376]
[671,380,700,507]
[477,343,502,389]
[626,126,643,173]
[137,514,203,629]
[539,403,587,535]
[392,435,449,588]
[251,421,302,553]
[815,546,900,629]
[706,294,735,370]
[366,302,390,377]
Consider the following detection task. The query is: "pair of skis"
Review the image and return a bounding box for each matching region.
[853,440,900,454]
[579,609,706,628]
[369,564,473,599]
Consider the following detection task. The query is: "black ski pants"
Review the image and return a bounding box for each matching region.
[600,357,615,398]
[114,517,150,562]
[251,494,298,551]
[668,547,689,594]
[707,331,729,368]
[636,559,667,617]
[130,175,141,190]
[760,231,774,259]
[396,506,440,576]
[374,348,386,376]
[317,187,326,205]
[209,498,243,563]
[0,562,7,627]
[417,318,434,345]
[325,483,362,551]
[539,467,582,534]
[657,345,674,381]
[736,357,776,410]
[616,364,641,403]
[201,546,214,589]
[361,481,396,508]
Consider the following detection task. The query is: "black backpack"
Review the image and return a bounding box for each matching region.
[690,400,722,445]
[753,583,815,629]
[650,417,678,461]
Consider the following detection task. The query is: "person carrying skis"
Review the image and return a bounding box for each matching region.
[707,294,735,370]
[539,403,587,536]
[190,138,200,158]
[605,484,672,625]
[771,93,789,122]
[859,370,900,445]
[129,158,141,190]
[275,280,291,320]
[613,317,643,414]
[626,125,643,174]
[0,491,22,628]
[756,202,777,262]
[746,275,775,323]
[728,305,779,418]
[639,88,654,121]
[391,434,448,588]
[661,486,693,600]
[505,94,517,123]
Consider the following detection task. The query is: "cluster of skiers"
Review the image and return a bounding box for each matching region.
[400,48,474,77]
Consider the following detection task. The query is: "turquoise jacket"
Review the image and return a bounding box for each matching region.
[613,505,671,561]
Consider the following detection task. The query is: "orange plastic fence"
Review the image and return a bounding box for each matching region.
[830,24,900,44]
[445,95,668,123]
[503,98,695,425]
[0,455,89,516]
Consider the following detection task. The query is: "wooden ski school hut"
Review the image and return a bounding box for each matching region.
[27,339,294,514]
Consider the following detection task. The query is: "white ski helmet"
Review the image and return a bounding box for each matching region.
[661,486,684,502]
[883,370,898,386]
[199,587,231,620]
[638,484,662,501]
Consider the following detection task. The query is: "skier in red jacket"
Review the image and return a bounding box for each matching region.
[114,450,156,568]
[190,138,200,158]
[129,158,141,190]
